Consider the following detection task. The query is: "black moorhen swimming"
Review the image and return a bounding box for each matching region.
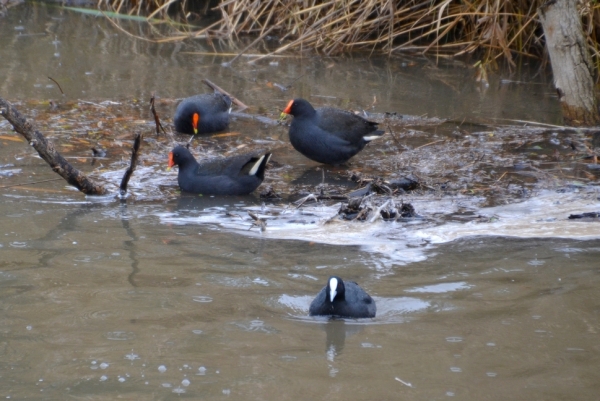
[280,98,385,165]
[168,146,271,195]
[309,276,376,318]
[173,93,232,135]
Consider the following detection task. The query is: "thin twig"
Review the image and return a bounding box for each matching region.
[0,178,63,189]
[414,139,445,150]
[149,93,166,136]
[494,171,508,183]
[47,77,64,95]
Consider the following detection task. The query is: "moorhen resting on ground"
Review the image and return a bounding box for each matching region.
[168,145,271,196]
[280,98,385,165]
[309,276,376,318]
[173,92,232,135]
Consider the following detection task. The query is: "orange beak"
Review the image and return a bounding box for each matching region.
[280,99,294,120]
[168,151,175,169]
[192,113,199,135]
[282,99,293,114]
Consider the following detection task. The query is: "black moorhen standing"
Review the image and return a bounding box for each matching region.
[280,98,385,165]
[168,146,271,196]
[173,93,232,135]
[309,276,376,318]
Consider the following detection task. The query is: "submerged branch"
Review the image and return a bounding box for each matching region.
[0,96,108,195]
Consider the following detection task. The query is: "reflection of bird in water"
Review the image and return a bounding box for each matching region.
[321,319,365,376]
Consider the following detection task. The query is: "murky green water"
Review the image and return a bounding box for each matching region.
[2,197,599,399]
[1,3,599,400]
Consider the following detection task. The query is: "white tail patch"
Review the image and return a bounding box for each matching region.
[363,134,384,141]
[248,155,266,176]
[329,277,338,303]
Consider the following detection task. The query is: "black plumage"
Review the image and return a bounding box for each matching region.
[309,276,376,318]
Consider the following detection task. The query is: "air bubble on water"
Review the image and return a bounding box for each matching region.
[125,351,140,361]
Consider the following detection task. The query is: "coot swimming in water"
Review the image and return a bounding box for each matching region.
[309,276,376,318]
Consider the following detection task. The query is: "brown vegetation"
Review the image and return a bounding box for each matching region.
[96,0,600,65]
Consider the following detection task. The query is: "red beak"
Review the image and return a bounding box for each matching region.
[192,113,199,135]
[282,99,294,114]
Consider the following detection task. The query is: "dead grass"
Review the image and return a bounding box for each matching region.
[96,0,600,65]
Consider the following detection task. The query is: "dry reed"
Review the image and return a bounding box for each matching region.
[97,0,600,65]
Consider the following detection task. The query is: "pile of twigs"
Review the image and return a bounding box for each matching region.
[96,0,600,64]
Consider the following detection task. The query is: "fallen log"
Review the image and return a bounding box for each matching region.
[0,96,108,195]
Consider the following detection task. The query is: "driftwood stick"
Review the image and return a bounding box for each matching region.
[369,199,392,223]
[0,96,108,195]
[119,132,144,198]
[201,78,248,111]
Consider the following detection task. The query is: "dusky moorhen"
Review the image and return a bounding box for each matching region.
[168,145,271,195]
[281,98,384,165]
[174,93,232,135]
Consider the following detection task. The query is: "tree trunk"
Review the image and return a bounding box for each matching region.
[0,96,109,195]
[538,0,600,126]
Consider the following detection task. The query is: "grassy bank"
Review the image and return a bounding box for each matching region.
[96,0,600,65]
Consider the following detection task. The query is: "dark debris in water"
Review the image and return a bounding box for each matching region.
[568,212,600,220]
[338,196,419,222]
